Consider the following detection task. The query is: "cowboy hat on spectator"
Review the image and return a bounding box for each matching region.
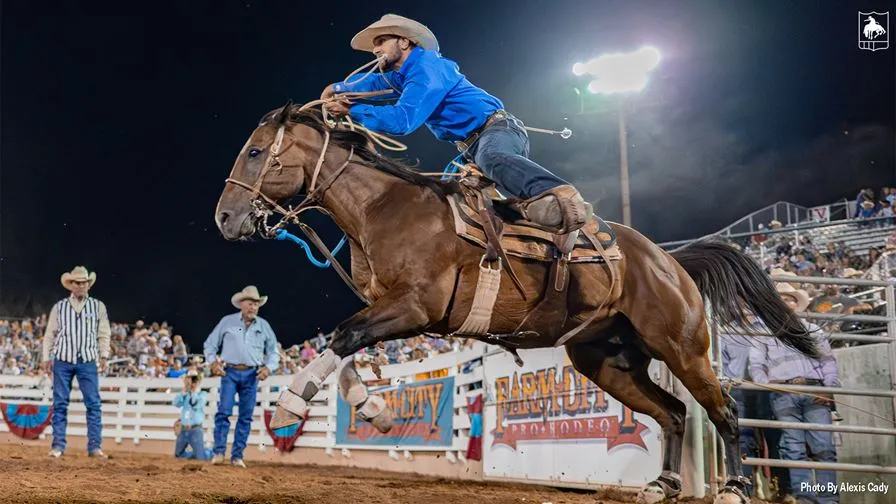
[776,283,811,312]
[885,235,896,250]
[842,268,863,278]
[231,285,268,309]
[769,220,783,228]
[61,266,96,290]
[770,268,802,289]
[350,14,439,52]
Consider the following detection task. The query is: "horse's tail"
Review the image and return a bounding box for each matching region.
[669,239,820,358]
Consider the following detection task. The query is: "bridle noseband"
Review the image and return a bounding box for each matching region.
[223,116,354,238]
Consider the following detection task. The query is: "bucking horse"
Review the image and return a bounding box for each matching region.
[214,103,818,504]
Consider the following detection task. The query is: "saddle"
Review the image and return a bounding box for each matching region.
[449,167,622,345]
[449,191,621,264]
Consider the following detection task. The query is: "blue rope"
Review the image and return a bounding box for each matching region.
[441,153,466,180]
[274,229,347,268]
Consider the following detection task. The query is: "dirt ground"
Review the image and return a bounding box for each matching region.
[0,443,735,504]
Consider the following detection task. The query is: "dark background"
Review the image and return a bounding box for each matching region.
[1,1,894,349]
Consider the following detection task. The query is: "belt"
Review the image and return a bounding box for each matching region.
[770,377,823,386]
[455,110,509,152]
[226,363,259,371]
[181,424,202,430]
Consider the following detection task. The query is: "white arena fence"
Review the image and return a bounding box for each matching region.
[0,341,668,492]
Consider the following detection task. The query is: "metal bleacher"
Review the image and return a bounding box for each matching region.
[659,199,896,260]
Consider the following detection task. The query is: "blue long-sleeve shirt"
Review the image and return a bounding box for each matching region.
[333,47,504,141]
[173,389,208,426]
[203,313,279,371]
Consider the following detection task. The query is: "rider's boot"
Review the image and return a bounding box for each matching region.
[518,185,592,234]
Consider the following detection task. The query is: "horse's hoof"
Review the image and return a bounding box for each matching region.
[635,484,670,504]
[370,409,394,433]
[269,406,303,430]
[713,487,749,504]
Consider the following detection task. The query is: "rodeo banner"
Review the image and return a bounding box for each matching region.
[336,376,454,448]
[483,347,662,487]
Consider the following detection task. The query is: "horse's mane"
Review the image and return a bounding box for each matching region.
[281,107,461,198]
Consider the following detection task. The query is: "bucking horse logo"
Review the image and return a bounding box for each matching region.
[859,12,889,51]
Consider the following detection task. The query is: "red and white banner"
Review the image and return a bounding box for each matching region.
[483,347,662,487]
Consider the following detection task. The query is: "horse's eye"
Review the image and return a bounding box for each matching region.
[248,148,262,158]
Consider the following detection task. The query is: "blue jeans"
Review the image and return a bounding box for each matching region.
[730,389,761,493]
[175,427,209,460]
[771,392,839,504]
[52,359,102,452]
[213,367,257,460]
[465,113,570,199]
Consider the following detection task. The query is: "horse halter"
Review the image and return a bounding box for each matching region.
[223,117,355,238]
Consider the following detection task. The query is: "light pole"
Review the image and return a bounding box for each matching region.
[573,46,660,226]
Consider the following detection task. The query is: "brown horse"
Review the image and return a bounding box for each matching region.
[215,104,817,504]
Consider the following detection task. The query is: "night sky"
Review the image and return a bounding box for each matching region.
[2,1,894,350]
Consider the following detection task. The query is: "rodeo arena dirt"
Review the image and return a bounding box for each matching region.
[0,444,642,504]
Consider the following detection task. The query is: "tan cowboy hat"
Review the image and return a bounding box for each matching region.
[770,268,801,289]
[769,220,783,227]
[776,283,810,312]
[231,285,268,309]
[769,268,797,276]
[350,14,439,52]
[60,266,96,290]
[886,234,896,250]
[842,267,863,278]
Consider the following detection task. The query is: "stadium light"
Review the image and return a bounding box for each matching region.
[573,46,661,94]
[572,46,661,226]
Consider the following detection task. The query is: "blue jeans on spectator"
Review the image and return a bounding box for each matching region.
[771,392,839,504]
[730,389,760,494]
[465,113,570,199]
[175,426,209,460]
[52,359,102,453]
[213,367,257,461]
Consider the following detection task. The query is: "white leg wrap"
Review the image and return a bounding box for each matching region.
[357,394,393,434]
[335,357,393,434]
[337,356,369,406]
[357,394,386,420]
[289,348,340,401]
[275,389,309,417]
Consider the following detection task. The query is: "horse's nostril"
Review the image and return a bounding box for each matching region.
[218,211,231,226]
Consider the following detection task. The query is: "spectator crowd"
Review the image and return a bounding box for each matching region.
[0,316,477,380]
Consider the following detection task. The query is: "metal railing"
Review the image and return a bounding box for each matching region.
[658,199,896,250]
[701,275,896,491]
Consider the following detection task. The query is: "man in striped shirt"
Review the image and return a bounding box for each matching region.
[40,266,111,459]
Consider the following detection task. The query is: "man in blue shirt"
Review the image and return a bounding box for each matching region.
[323,14,591,236]
[203,285,279,468]
[172,369,209,460]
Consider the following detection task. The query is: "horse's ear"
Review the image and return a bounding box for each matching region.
[277,100,294,125]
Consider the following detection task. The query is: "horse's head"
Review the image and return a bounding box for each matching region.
[216,102,452,242]
[215,102,312,241]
